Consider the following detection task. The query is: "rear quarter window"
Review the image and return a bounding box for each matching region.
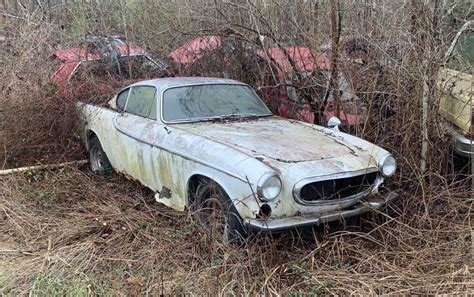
[116,89,129,110]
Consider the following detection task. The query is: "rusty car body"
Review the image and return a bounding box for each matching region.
[256,46,364,127]
[169,36,364,127]
[78,77,399,240]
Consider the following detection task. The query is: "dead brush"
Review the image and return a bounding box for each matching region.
[0,19,138,169]
[0,168,471,295]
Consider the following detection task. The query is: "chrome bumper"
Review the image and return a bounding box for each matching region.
[452,132,474,158]
[443,121,474,158]
[244,192,400,232]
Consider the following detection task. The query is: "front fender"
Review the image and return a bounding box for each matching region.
[184,169,262,220]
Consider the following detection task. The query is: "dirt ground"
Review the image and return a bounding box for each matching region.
[0,164,472,295]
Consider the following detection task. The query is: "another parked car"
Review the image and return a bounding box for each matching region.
[170,36,364,127]
[438,21,473,160]
[78,77,399,242]
[50,36,170,98]
[256,46,365,127]
[169,35,261,85]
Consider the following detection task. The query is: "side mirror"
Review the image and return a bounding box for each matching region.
[327,116,341,131]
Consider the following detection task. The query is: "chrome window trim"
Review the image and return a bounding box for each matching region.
[116,87,131,111]
[292,167,381,206]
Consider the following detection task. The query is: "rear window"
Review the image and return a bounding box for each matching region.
[117,55,163,79]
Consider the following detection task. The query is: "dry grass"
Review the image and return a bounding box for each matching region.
[0,167,472,295]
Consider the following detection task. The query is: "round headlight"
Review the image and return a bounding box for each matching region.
[257,173,282,201]
[379,154,396,177]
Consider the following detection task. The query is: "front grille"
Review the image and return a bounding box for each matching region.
[299,172,378,202]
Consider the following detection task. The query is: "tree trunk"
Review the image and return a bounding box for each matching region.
[329,0,341,119]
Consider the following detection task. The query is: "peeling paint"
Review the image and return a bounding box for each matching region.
[77,78,395,229]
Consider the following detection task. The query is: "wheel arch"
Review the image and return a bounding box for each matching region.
[185,171,256,219]
[186,174,226,206]
[186,173,237,206]
[85,129,99,151]
[186,173,248,244]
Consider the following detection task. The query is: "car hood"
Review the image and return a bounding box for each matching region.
[177,117,360,163]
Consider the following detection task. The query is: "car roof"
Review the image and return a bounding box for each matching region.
[256,47,331,72]
[169,35,221,66]
[129,77,246,93]
[50,44,146,62]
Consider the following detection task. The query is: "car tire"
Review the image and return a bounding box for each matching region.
[384,198,403,218]
[89,136,113,175]
[192,181,247,245]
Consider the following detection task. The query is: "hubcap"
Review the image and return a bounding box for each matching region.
[90,146,104,172]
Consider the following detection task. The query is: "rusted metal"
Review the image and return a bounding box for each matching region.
[169,36,364,127]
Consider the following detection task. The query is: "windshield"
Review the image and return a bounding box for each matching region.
[162,84,272,122]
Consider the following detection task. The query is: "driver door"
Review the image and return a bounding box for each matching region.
[113,85,166,191]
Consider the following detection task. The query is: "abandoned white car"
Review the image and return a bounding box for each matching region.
[78,77,399,242]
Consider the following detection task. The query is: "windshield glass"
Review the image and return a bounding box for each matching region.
[162,84,272,122]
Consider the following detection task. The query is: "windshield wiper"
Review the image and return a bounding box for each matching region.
[216,113,269,120]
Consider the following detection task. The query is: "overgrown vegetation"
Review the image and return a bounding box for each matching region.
[0,0,472,295]
[1,168,472,295]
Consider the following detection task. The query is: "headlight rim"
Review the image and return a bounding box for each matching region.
[379,153,396,177]
[257,172,282,202]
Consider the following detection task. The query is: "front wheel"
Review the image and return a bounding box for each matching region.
[192,181,247,245]
[89,136,113,175]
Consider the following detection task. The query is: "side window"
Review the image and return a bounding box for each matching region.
[116,89,129,111]
[125,86,157,119]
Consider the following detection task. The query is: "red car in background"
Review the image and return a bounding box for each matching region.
[50,36,170,99]
[256,46,364,126]
[169,35,364,127]
[169,35,260,83]
[169,35,221,70]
